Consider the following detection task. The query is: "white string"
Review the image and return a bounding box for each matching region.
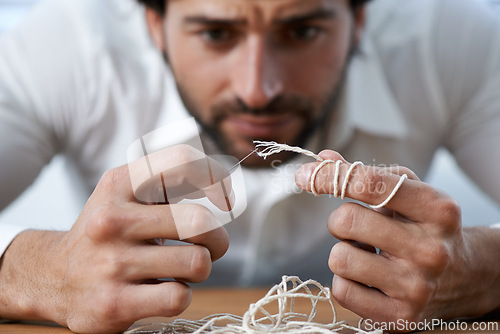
[125,276,382,334]
[253,141,407,209]
[341,161,364,200]
[253,141,324,162]
[333,160,342,198]
[370,173,408,209]
[310,160,335,197]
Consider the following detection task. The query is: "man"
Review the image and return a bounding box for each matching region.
[0,0,499,332]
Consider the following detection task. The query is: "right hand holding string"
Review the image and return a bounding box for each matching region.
[0,145,231,333]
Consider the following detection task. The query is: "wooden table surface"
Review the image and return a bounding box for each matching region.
[0,287,498,333]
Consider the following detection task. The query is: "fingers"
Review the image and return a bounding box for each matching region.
[295,151,437,222]
[128,145,235,211]
[121,203,212,239]
[382,165,420,181]
[153,155,234,211]
[328,202,457,266]
[67,281,193,333]
[331,275,400,324]
[317,150,347,163]
[185,225,229,262]
[201,171,235,212]
[330,252,439,326]
[121,245,213,283]
[127,144,205,201]
[318,150,420,181]
[86,203,229,261]
[329,242,403,294]
[328,203,418,255]
[134,204,229,260]
[118,281,192,321]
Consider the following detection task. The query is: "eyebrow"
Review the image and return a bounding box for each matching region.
[184,16,247,26]
[183,8,336,27]
[274,8,337,25]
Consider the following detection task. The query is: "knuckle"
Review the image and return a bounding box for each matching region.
[190,205,217,235]
[214,226,230,259]
[99,167,126,190]
[165,284,191,316]
[418,241,451,272]
[396,165,418,180]
[201,225,231,262]
[394,304,422,325]
[189,246,212,282]
[103,252,129,279]
[94,291,122,321]
[348,169,386,203]
[329,204,356,238]
[330,276,352,307]
[86,205,123,240]
[435,198,462,231]
[361,169,385,197]
[404,277,434,304]
[329,243,351,275]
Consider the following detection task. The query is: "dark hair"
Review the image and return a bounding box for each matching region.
[137,0,371,16]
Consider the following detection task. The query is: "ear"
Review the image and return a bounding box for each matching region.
[145,7,166,51]
[353,7,366,45]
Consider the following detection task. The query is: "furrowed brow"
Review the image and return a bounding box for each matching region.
[184,16,247,26]
[274,8,336,25]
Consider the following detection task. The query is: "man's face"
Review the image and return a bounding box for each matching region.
[146,0,364,167]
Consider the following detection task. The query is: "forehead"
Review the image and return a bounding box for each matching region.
[167,0,348,23]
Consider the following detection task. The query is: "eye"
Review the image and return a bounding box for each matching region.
[287,25,321,42]
[199,28,235,45]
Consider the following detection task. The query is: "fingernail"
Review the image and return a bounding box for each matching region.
[295,163,316,191]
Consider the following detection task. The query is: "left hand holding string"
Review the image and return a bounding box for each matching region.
[295,149,500,328]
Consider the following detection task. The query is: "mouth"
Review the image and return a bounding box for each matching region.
[225,115,295,138]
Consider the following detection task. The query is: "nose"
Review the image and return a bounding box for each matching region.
[232,35,284,109]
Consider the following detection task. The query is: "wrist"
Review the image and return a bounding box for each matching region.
[0,230,67,323]
[461,226,500,316]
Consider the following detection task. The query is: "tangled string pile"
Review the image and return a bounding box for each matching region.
[126,276,381,334]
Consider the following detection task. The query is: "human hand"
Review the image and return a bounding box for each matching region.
[295,150,500,331]
[0,145,231,333]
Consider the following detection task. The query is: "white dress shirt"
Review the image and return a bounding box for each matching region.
[0,0,499,285]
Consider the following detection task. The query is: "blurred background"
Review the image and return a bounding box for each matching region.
[0,0,499,230]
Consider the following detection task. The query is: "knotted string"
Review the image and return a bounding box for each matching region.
[126,276,381,334]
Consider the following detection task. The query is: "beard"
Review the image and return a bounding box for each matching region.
[165,37,356,167]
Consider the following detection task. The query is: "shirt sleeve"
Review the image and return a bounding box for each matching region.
[0,0,93,255]
[433,0,500,206]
